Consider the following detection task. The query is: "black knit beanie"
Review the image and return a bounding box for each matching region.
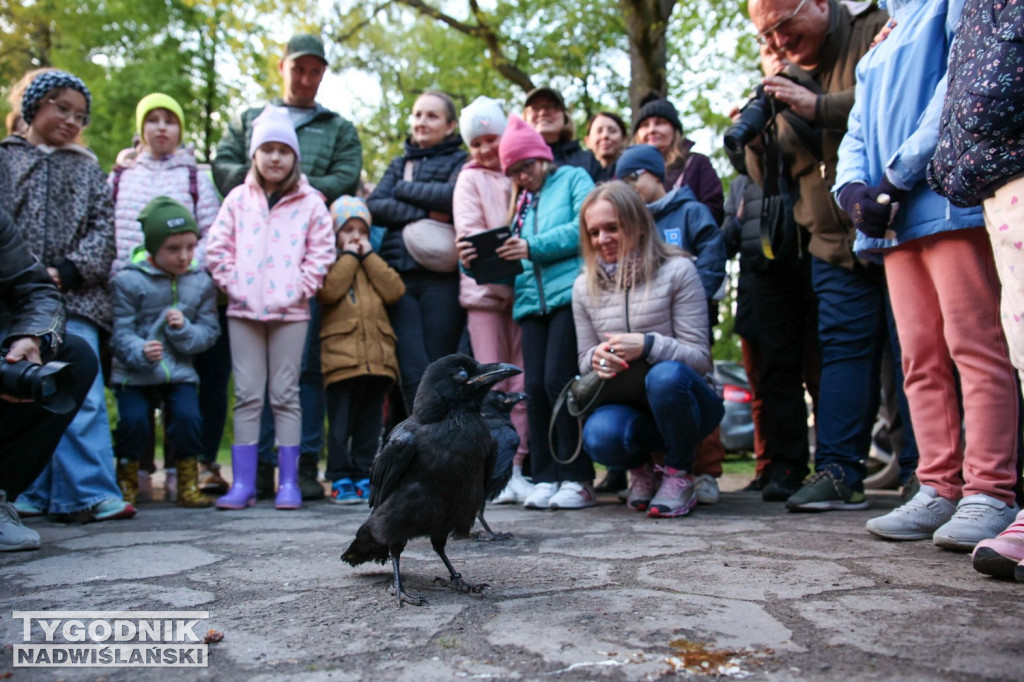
[633,92,682,135]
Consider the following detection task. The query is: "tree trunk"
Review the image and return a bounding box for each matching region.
[621,0,677,121]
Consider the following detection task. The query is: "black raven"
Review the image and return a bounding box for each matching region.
[473,390,527,541]
[341,354,521,606]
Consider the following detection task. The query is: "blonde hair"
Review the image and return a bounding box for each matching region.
[578,181,687,297]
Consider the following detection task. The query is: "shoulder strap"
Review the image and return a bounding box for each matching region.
[189,165,199,215]
[111,166,126,204]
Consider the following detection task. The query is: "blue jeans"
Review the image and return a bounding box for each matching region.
[17,316,123,514]
[583,362,724,473]
[115,383,203,461]
[258,298,324,464]
[811,258,886,488]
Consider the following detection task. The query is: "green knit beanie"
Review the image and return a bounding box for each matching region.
[138,196,199,255]
[136,93,185,136]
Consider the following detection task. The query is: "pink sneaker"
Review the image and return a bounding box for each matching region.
[647,466,696,518]
[973,509,1024,579]
[626,464,659,511]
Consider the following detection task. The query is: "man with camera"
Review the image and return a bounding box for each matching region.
[0,204,97,551]
[741,0,891,510]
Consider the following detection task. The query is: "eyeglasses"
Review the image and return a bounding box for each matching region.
[47,98,89,127]
[755,0,808,45]
[621,169,646,184]
[506,159,539,179]
[525,100,562,114]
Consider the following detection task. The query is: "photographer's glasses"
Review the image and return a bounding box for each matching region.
[755,0,807,45]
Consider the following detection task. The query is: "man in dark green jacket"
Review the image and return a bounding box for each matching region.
[212,34,363,500]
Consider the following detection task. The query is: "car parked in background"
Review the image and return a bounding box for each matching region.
[714,360,754,453]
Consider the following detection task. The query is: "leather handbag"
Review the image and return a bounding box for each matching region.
[549,360,651,464]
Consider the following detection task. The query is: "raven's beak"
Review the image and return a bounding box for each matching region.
[467,362,522,388]
[503,391,528,406]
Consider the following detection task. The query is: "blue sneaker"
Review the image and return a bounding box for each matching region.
[331,479,362,505]
[355,478,371,502]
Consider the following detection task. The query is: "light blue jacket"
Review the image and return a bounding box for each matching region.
[511,165,594,321]
[110,247,220,387]
[834,0,982,256]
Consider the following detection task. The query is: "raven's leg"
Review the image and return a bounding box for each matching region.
[431,535,489,593]
[388,546,425,606]
[474,510,514,542]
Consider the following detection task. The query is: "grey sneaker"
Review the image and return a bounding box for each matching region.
[694,474,720,505]
[865,485,955,540]
[647,467,696,518]
[0,491,41,552]
[933,493,1021,552]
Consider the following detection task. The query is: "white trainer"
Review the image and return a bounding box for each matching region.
[548,481,597,510]
[522,482,558,509]
[694,474,720,505]
[865,484,955,540]
[933,493,1021,552]
[493,469,535,504]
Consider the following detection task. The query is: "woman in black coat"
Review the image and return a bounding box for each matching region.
[367,92,468,410]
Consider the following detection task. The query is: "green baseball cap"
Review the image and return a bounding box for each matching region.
[285,34,327,65]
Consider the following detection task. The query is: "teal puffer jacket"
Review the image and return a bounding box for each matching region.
[511,165,594,321]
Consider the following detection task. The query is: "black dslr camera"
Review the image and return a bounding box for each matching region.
[723,73,798,153]
[0,357,77,413]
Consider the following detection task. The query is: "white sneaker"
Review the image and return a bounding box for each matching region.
[0,491,40,552]
[694,474,720,505]
[522,482,558,509]
[548,481,597,510]
[493,470,535,504]
[933,493,1021,552]
[865,485,955,540]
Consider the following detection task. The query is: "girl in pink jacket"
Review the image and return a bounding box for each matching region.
[205,106,335,511]
[453,97,532,504]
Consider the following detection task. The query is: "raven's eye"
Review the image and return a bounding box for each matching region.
[454,369,469,383]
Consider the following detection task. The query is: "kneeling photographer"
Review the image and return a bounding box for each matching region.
[737,0,911,512]
[0,207,97,551]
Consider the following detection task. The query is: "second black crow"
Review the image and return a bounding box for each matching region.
[472,390,527,541]
[341,354,521,606]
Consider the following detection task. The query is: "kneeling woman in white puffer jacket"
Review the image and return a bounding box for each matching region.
[572,181,723,518]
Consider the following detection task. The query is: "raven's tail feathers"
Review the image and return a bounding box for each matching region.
[341,525,389,566]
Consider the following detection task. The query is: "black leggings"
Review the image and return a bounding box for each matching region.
[520,306,593,484]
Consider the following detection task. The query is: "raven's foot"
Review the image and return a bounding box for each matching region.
[387,584,426,606]
[434,574,489,594]
[472,529,514,542]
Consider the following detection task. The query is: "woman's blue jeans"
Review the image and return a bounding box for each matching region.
[582,361,724,472]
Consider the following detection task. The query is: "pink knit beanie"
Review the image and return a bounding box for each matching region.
[498,114,553,173]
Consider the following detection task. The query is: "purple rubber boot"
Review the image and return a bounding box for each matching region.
[216,444,258,510]
[275,445,302,510]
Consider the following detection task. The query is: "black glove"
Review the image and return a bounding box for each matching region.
[837,176,905,239]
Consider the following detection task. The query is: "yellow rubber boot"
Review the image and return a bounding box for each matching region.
[117,458,139,505]
[176,458,212,508]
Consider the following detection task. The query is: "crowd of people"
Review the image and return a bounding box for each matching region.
[2,0,1024,582]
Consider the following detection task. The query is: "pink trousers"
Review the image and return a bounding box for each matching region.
[884,228,1018,504]
[466,309,529,460]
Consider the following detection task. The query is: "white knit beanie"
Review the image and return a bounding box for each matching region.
[459,96,507,147]
[249,105,301,159]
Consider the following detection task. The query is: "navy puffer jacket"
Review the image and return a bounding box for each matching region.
[929,0,1024,206]
[368,135,467,272]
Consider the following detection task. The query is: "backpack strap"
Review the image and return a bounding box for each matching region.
[110,166,127,204]
[188,165,199,215]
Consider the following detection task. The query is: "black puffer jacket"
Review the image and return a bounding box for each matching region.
[368,135,467,272]
[549,138,603,181]
[929,0,1024,206]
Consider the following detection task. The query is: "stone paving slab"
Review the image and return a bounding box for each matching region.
[2,482,1021,681]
